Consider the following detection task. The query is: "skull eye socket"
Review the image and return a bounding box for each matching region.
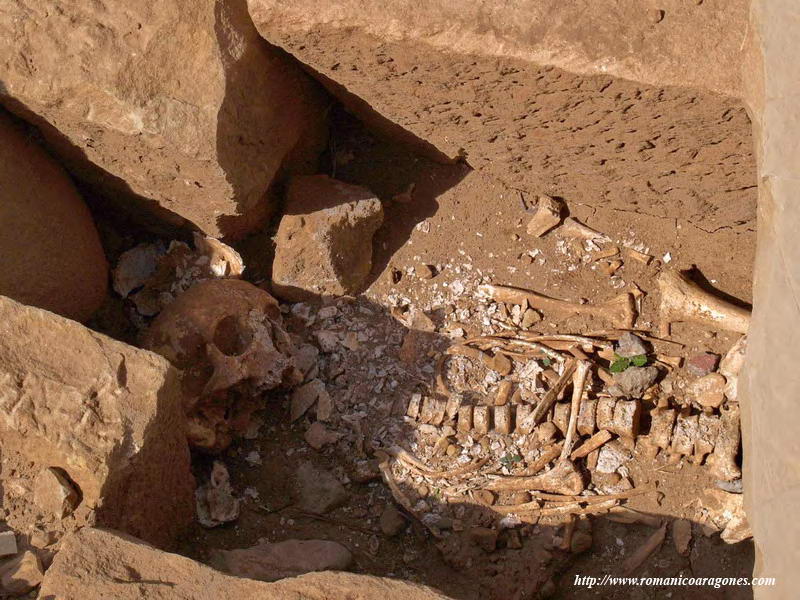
[213,315,253,356]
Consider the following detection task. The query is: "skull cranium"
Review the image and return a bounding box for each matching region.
[142,278,300,451]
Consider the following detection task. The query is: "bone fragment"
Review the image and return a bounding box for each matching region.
[707,403,741,481]
[486,459,584,495]
[577,398,598,436]
[526,195,563,237]
[571,430,613,460]
[657,270,750,336]
[478,284,636,328]
[622,522,667,575]
[560,360,591,460]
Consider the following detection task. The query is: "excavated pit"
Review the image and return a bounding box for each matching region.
[0,19,758,600]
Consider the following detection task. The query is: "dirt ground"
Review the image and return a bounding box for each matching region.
[173,107,756,599]
[1,73,757,597]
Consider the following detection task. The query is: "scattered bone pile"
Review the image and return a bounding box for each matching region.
[365,248,752,545]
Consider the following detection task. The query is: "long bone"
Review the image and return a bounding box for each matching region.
[657,270,750,336]
[478,284,637,328]
[560,361,592,460]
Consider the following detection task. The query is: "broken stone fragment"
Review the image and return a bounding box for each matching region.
[608,366,659,398]
[595,439,633,474]
[33,468,80,520]
[272,175,385,302]
[195,462,240,528]
[113,234,245,318]
[526,195,563,237]
[304,422,343,450]
[467,527,498,552]
[0,296,194,548]
[0,532,16,558]
[0,112,108,323]
[291,379,328,422]
[688,373,726,409]
[1,0,327,239]
[380,505,407,537]
[0,551,43,596]
[295,462,349,514]
[615,333,648,358]
[213,539,353,582]
[686,352,720,377]
[40,528,450,599]
[672,519,692,555]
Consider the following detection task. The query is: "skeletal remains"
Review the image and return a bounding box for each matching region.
[142,279,301,452]
[383,270,746,530]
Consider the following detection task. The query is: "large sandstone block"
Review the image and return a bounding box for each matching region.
[0,296,194,549]
[0,0,327,239]
[0,111,107,322]
[39,527,452,599]
[247,0,756,234]
[272,175,384,301]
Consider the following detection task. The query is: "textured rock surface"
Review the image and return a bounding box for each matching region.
[0,112,107,322]
[248,0,756,235]
[40,528,452,599]
[0,0,327,239]
[295,461,349,514]
[249,0,746,97]
[0,296,194,548]
[213,539,353,582]
[272,175,384,301]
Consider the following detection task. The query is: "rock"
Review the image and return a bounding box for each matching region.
[247,1,753,234]
[0,551,43,596]
[526,195,563,237]
[272,176,384,302]
[291,379,328,422]
[615,333,648,358]
[521,308,541,329]
[716,479,743,494]
[0,532,16,558]
[0,296,194,548]
[380,505,407,537]
[294,344,320,380]
[721,513,753,544]
[672,519,692,555]
[701,488,751,543]
[595,439,632,474]
[686,352,720,376]
[467,527,498,552]
[304,422,343,450]
[196,461,240,528]
[0,111,107,322]
[214,539,352,582]
[350,459,382,483]
[0,1,326,239]
[571,531,593,554]
[32,467,80,519]
[113,234,245,317]
[39,527,452,599]
[295,462,348,514]
[688,373,727,409]
[417,264,436,279]
[608,366,659,398]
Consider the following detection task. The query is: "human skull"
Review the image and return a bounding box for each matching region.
[142,278,300,451]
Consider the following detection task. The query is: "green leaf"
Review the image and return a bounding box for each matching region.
[631,354,648,367]
[541,357,552,367]
[609,355,631,373]
[500,453,523,465]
